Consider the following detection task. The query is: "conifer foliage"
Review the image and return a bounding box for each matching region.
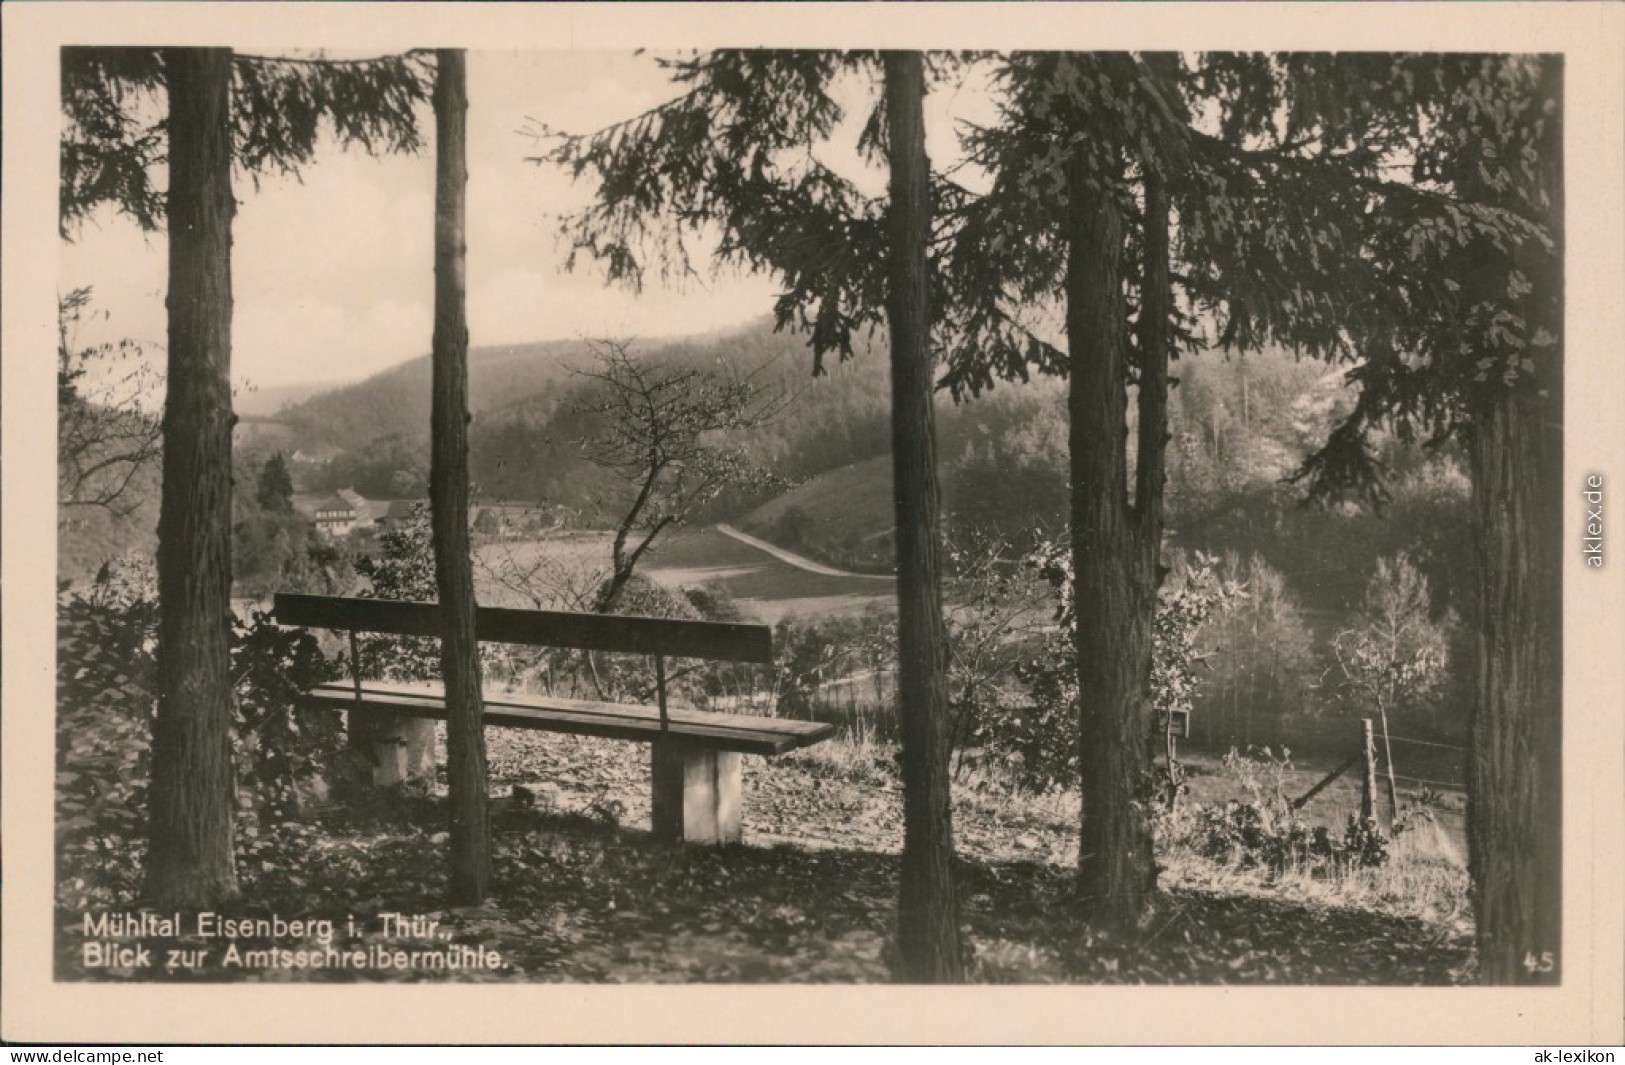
[540,49,969,981]
[60,45,433,908]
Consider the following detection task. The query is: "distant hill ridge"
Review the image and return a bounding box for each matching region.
[276,316,812,454]
[273,322,1381,606]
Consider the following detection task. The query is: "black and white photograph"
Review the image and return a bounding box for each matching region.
[5,0,1623,1047]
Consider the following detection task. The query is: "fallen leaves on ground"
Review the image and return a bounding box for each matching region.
[56,729,1472,984]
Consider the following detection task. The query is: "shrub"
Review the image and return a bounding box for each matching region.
[233,484,352,598]
[362,505,555,693]
[231,606,345,817]
[1174,748,1389,876]
[585,573,709,703]
[352,503,441,681]
[1185,802,1388,875]
[682,585,744,623]
[56,556,342,910]
[56,558,158,909]
[1150,551,1240,801]
[962,543,1236,793]
[939,536,1052,784]
[941,538,1083,790]
[770,610,896,724]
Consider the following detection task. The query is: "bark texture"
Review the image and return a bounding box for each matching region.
[146,47,239,909]
[431,49,491,905]
[883,50,964,982]
[1464,58,1563,986]
[1067,163,1171,928]
[1466,383,1562,983]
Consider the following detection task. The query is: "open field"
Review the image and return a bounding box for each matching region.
[739,455,897,570]
[477,526,896,624]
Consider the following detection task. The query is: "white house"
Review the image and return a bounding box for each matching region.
[291,444,342,466]
[313,493,359,536]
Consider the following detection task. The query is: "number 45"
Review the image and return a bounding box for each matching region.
[1524,951,1556,974]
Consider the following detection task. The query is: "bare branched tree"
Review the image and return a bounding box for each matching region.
[57,287,163,517]
[574,338,784,612]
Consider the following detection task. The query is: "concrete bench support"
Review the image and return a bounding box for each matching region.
[350,710,438,787]
[651,740,742,844]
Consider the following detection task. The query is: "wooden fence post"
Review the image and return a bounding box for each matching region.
[1379,706,1400,826]
[1168,731,1180,808]
[1361,717,1378,824]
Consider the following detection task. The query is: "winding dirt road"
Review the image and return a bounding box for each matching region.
[714,524,895,582]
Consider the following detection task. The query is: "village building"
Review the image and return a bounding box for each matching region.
[307,494,549,539]
[312,493,360,537]
[308,489,403,537]
[290,444,342,466]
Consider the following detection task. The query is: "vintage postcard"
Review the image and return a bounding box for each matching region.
[4,0,1622,1046]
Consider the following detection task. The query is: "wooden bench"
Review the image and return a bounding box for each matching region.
[271,593,834,843]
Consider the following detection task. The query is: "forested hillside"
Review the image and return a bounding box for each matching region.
[71,313,1472,630]
[277,336,582,454]
[275,318,890,503]
[279,315,1076,542]
[729,338,1471,617]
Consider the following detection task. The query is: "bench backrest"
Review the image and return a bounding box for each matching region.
[272,592,773,664]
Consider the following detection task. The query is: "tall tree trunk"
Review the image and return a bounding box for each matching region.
[431,49,490,905]
[883,50,963,983]
[1067,158,1165,928]
[1466,382,1562,983]
[1139,171,1175,809]
[146,47,238,909]
[1464,56,1563,986]
[1134,171,1172,570]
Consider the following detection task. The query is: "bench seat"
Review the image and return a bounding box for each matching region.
[275,592,820,843]
[308,680,834,756]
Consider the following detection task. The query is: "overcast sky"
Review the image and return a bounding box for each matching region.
[59,50,990,405]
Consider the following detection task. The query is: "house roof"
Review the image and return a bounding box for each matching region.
[314,494,356,516]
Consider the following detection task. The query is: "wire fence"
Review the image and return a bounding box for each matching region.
[1391,772,1467,790]
[1384,733,1468,791]
[1288,723,1470,813]
[1385,733,1469,753]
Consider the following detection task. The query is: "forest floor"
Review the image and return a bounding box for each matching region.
[55,728,1475,985]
